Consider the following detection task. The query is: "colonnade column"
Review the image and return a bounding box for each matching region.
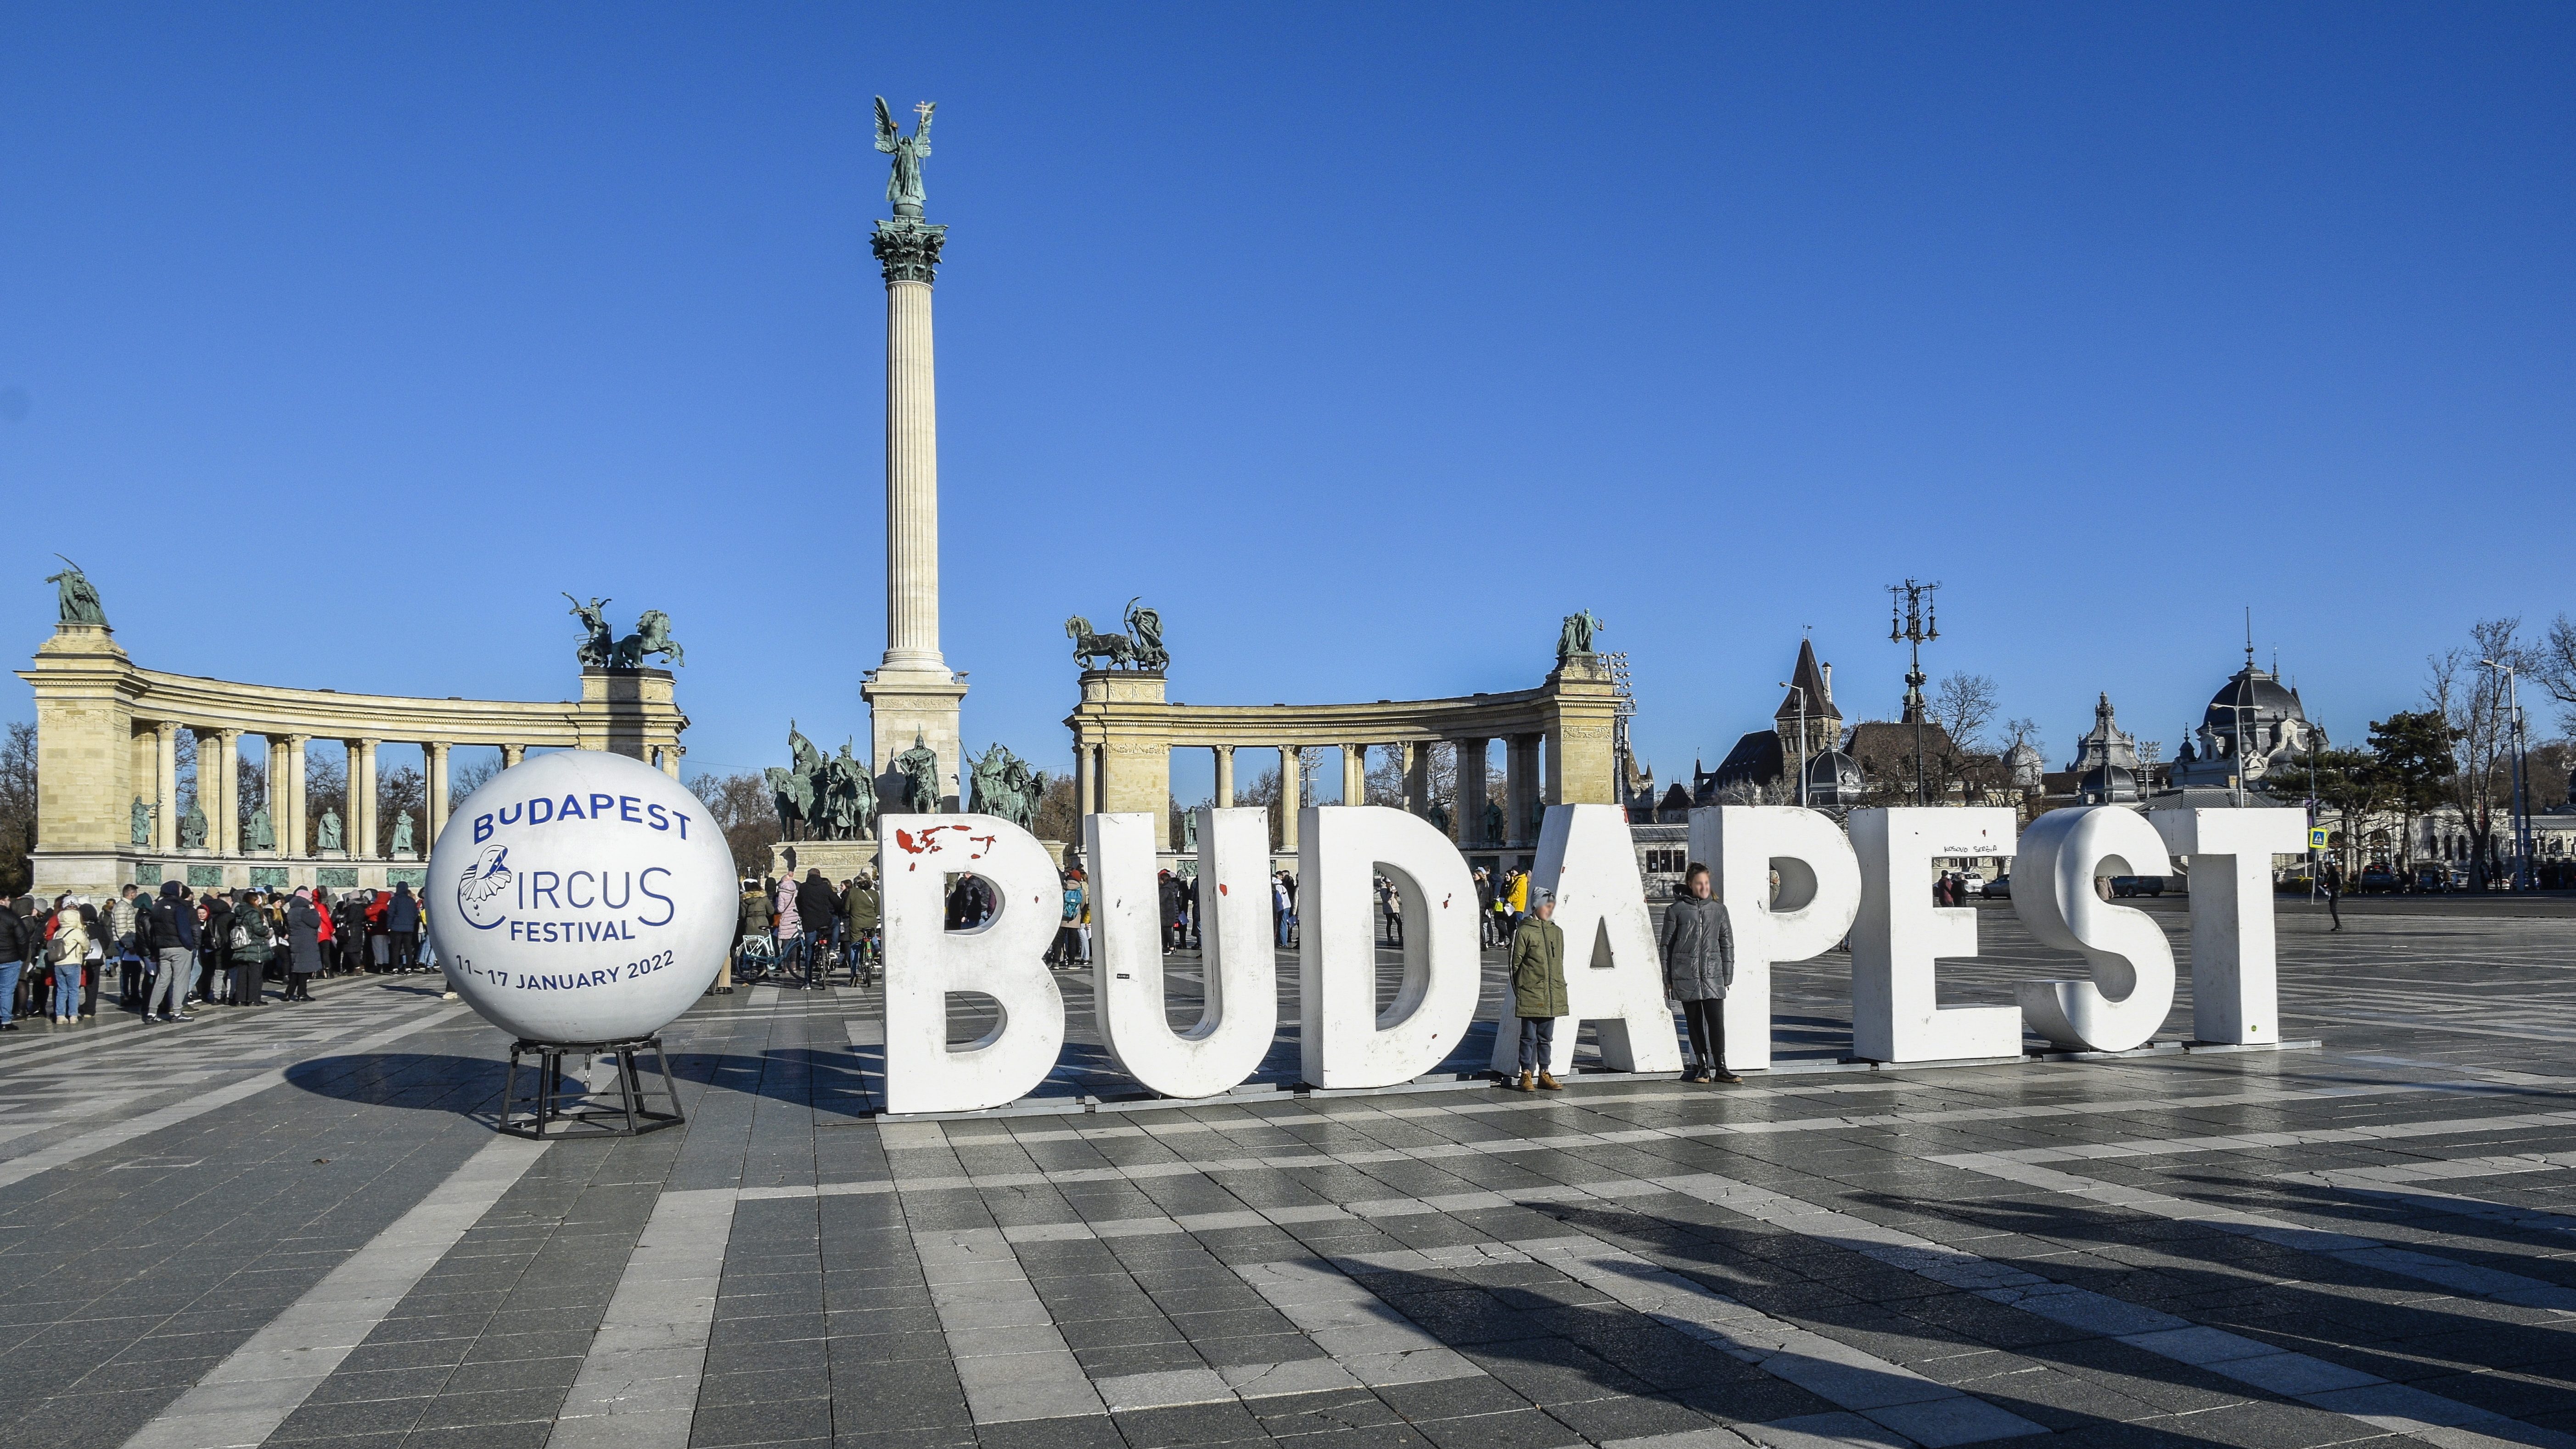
[1212,746,1235,808]
[427,742,451,849]
[660,745,682,780]
[1280,747,1303,853]
[1403,743,1429,818]
[502,744,525,767]
[1074,742,1096,819]
[352,738,380,859]
[1452,738,1488,846]
[154,723,179,851]
[1340,745,1366,806]
[283,736,308,856]
[213,730,241,856]
[1505,734,1541,848]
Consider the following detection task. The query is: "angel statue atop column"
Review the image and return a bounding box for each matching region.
[875,96,935,217]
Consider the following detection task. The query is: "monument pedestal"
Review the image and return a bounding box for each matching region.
[864,668,966,812]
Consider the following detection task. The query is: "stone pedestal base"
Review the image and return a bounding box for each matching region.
[864,667,966,812]
[766,834,1066,886]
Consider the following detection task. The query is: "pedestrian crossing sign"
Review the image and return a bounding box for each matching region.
[2309,827,2329,850]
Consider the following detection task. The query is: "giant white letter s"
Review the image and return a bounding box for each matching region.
[2014,806,2176,1053]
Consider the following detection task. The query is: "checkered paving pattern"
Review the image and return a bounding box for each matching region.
[3,895,2575,1449]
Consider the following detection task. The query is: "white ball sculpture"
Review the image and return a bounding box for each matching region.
[427,749,737,1044]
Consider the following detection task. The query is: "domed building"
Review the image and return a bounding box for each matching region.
[2169,649,2325,792]
[2068,693,2142,804]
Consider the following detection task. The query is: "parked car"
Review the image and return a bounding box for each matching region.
[2357,866,2401,893]
[2110,875,2166,898]
[2414,866,2459,893]
[1982,875,2011,899]
[1956,871,1986,894]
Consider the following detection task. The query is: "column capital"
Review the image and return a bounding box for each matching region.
[871,218,948,285]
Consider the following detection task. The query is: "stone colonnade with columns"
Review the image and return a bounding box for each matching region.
[19,620,687,897]
[1064,653,1621,862]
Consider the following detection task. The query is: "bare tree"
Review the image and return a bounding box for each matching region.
[303,746,348,853]
[1363,742,1454,811]
[2539,612,2576,735]
[452,755,501,799]
[236,755,269,826]
[0,721,35,894]
[1932,673,2000,755]
[1029,774,1078,843]
[2426,617,2526,887]
[376,766,427,855]
[689,770,780,881]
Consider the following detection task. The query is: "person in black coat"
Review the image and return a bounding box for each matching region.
[388,882,422,972]
[0,894,27,1031]
[795,870,839,990]
[284,890,324,1001]
[199,893,235,1006]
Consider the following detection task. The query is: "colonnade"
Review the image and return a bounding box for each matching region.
[25,618,693,897]
[1072,736,1551,853]
[124,726,683,859]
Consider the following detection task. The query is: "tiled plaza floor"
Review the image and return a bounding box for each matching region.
[4,894,2575,1449]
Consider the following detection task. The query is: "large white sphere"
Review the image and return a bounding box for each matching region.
[427,749,737,1043]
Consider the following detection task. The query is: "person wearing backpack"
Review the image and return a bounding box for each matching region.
[46,901,90,1026]
[140,881,196,1022]
[229,892,274,1006]
[0,892,27,1032]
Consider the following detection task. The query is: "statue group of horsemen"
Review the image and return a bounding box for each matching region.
[763,724,1047,842]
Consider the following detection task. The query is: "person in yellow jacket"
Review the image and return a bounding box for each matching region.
[1507,891,1566,1092]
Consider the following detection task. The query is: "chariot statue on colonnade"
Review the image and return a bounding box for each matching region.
[566,595,685,670]
[1064,598,1168,672]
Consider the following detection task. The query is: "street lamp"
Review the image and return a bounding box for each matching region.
[2479,657,2534,891]
[1887,579,1940,806]
[1778,683,1808,808]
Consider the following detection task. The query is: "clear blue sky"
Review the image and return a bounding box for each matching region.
[5,4,2570,796]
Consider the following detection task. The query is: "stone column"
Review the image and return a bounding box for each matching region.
[283,736,308,856]
[1339,745,1366,806]
[1453,738,1488,845]
[154,723,179,851]
[863,210,967,809]
[502,743,524,767]
[352,739,379,859]
[1279,747,1303,853]
[1403,743,1429,818]
[1075,741,1096,818]
[427,742,451,849]
[1212,746,1235,808]
[875,217,948,674]
[213,730,241,855]
[1505,734,1541,848]
[660,745,682,780]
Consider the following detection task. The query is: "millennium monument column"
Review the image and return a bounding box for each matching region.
[859,96,966,809]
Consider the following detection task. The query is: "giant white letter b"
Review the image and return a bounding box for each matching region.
[880,815,1066,1114]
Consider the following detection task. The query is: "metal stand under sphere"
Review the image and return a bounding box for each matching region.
[500,1037,685,1138]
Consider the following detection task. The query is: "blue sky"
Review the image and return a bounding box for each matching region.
[4,4,2570,798]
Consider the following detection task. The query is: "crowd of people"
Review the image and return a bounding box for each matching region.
[732,868,881,991]
[0,879,439,1030]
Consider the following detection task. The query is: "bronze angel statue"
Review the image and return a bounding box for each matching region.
[874,96,935,215]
